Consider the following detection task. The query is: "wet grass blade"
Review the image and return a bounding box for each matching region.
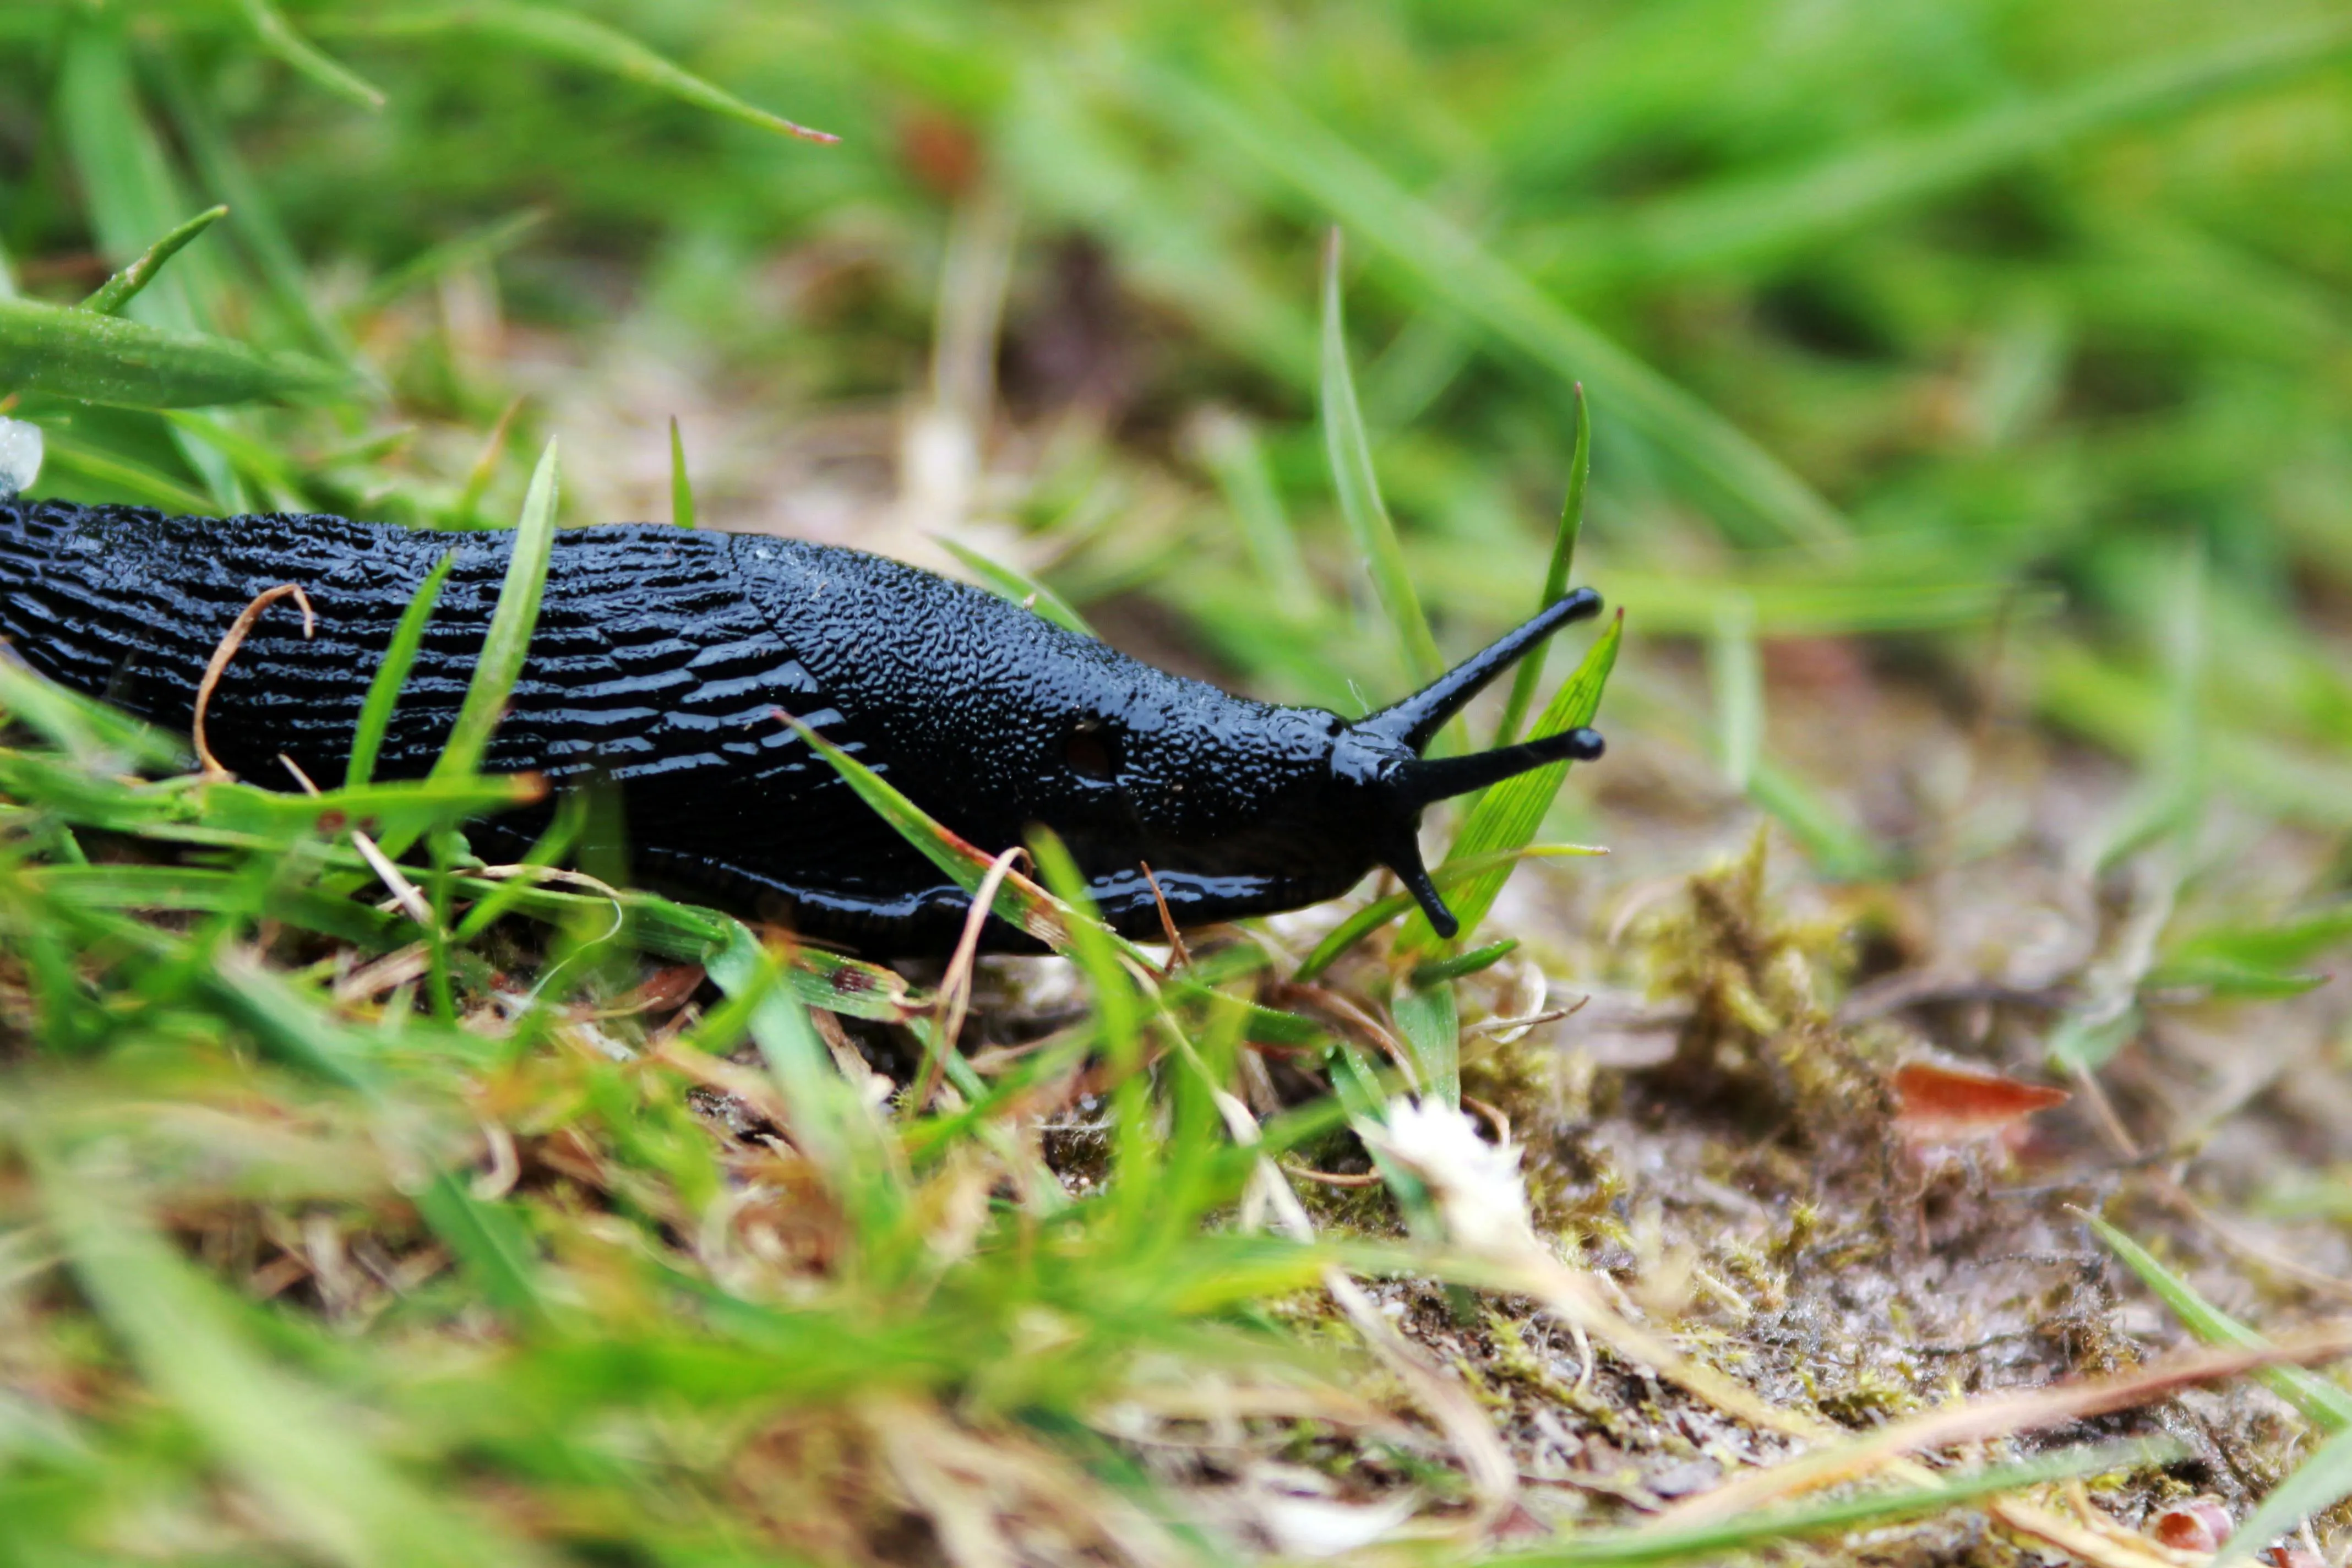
[235,0,386,110]
[0,298,344,409]
[347,551,455,787]
[347,3,837,143]
[81,205,229,317]
[430,438,557,785]
[1321,231,1445,689]
[1493,386,1589,748]
[1399,613,1623,954]
[56,22,248,508]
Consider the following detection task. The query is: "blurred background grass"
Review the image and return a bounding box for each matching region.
[9,1,2352,1561]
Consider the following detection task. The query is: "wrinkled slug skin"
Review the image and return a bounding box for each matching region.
[0,500,1382,954]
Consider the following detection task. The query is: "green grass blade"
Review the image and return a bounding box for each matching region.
[347,3,837,143]
[1409,938,1518,987]
[1494,385,1589,748]
[2086,1213,2352,1431]
[159,409,305,502]
[235,0,387,110]
[151,57,361,371]
[1191,408,1320,620]
[706,924,905,1238]
[407,1169,551,1327]
[15,426,214,513]
[1391,981,1460,1108]
[669,415,695,530]
[348,551,455,788]
[0,657,188,774]
[1322,232,1445,690]
[1028,829,1156,1221]
[1148,69,1846,548]
[1027,830,1140,1065]
[1747,759,1888,882]
[56,23,247,509]
[1497,1439,2180,1566]
[933,536,1094,636]
[0,298,344,409]
[430,439,557,785]
[57,27,221,334]
[783,713,1061,945]
[352,208,546,318]
[80,205,229,317]
[1400,613,1623,954]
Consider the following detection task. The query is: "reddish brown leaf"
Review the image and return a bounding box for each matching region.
[2151,1498,2230,1553]
[1892,1060,2069,1143]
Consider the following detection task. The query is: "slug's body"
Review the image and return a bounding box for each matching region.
[0,498,1603,955]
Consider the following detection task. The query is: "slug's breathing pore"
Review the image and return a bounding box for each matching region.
[0,499,1610,955]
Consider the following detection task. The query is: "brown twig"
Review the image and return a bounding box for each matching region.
[194,583,314,779]
[1137,860,1191,973]
[1280,1162,1385,1187]
[915,845,1029,1113]
[1272,980,1422,1091]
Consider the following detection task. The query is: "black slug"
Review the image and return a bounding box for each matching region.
[0,498,1604,955]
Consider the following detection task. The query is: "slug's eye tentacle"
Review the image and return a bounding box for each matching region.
[1357,587,1603,753]
[1399,726,1604,807]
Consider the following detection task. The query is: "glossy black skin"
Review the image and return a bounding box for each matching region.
[0,499,1595,954]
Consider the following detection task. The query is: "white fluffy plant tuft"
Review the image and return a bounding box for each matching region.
[0,417,41,497]
[1354,1096,1538,1261]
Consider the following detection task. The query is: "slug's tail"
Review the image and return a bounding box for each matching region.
[1351,588,1608,939]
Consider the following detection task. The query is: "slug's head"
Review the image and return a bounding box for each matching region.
[1318,587,1606,938]
[1068,587,1608,938]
